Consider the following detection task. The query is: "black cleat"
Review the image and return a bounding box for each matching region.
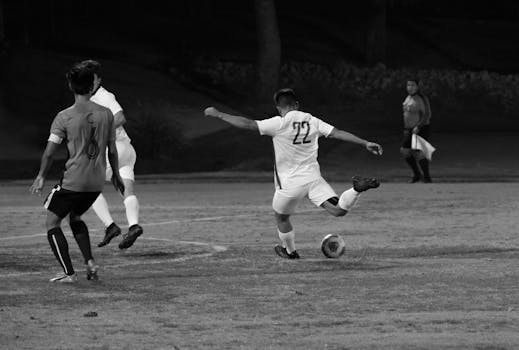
[118,224,143,250]
[86,260,99,281]
[352,176,380,192]
[274,245,300,259]
[97,223,121,247]
[423,176,432,183]
[408,175,422,183]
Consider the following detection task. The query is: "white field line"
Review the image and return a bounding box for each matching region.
[0,209,318,242]
[0,208,322,278]
[0,213,260,241]
[0,228,228,278]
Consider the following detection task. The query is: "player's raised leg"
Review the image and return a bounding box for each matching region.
[92,193,121,247]
[318,176,380,216]
[118,158,144,250]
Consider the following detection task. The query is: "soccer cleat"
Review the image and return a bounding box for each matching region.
[352,176,380,192]
[118,224,143,249]
[408,175,422,183]
[49,272,77,283]
[98,222,121,247]
[274,245,300,259]
[423,176,432,183]
[86,260,99,281]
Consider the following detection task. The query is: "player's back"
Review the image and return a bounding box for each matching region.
[90,86,131,143]
[54,101,115,192]
[258,110,335,188]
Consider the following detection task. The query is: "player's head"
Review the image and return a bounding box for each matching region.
[406,78,420,95]
[78,60,102,91]
[66,63,95,96]
[273,88,299,115]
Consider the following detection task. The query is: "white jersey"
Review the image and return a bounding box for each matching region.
[90,86,131,143]
[256,110,335,189]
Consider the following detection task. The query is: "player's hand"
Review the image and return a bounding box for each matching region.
[412,126,419,134]
[366,142,383,156]
[204,107,220,118]
[112,173,125,196]
[30,176,45,196]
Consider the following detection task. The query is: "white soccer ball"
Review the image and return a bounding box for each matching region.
[321,234,346,258]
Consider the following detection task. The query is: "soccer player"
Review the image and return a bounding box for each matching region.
[401,78,432,183]
[204,88,383,259]
[81,60,143,249]
[30,63,125,282]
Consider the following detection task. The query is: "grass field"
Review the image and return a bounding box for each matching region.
[1,181,519,349]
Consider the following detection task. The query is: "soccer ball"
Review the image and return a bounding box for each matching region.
[321,234,346,258]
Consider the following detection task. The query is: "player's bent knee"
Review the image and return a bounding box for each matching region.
[45,212,62,231]
[69,212,82,223]
[122,179,135,197]
[274,212,290,222]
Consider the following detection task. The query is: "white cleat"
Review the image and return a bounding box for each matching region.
[49,272,77,283]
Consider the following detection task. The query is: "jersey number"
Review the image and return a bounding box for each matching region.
[85,113,100,159]
[292,122,311,145]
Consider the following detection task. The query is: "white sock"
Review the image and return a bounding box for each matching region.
[278,229,296,253]
[91,194,114,227]
[124,195,139,227]
[338,188,360,211]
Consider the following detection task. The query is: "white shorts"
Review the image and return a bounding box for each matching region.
[272,177,337,215]
[106,141,136,181]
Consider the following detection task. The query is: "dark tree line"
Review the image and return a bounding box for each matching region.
[254,0,387,103]
[0,0,5,54]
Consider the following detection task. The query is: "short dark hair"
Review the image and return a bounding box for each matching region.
[66,63,94,95]
[273,88,297,108]
[79,59,101,77]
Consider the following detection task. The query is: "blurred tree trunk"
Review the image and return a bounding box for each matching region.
[365,0,386,64]
[49,0,56,41]
[254,0,281,105]
[0,0,5,51]
[23,0,30,45]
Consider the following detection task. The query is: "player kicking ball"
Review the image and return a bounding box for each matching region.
[30,63,124,282]
[204,88,383,259]
[80,60,143,249]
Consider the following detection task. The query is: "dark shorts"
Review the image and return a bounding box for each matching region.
[401,125,431,149]
[43,185,100,219]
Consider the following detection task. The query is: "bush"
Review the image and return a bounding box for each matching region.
[194,60,519,119]
[126,99,185,161]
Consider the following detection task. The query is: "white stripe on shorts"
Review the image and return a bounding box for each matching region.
[43,185,61,210]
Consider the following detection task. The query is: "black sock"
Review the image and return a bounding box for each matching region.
[405,155,422,178]
[70,220,93,264]
[47,227,74,275]
[419,159,431,180]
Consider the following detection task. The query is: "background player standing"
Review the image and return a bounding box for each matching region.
[400,78,433,183]
[30,63,124,282]
[204,88,383,259]
[81,60,144,249]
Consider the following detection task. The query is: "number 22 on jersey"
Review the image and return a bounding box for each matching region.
[292,121,311,145]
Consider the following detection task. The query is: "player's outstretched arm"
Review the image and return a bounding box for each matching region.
[204,107,258,131]
[328,128,383,156]
[30,141,60,195]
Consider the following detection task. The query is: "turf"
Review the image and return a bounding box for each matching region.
[1,181,519,349]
